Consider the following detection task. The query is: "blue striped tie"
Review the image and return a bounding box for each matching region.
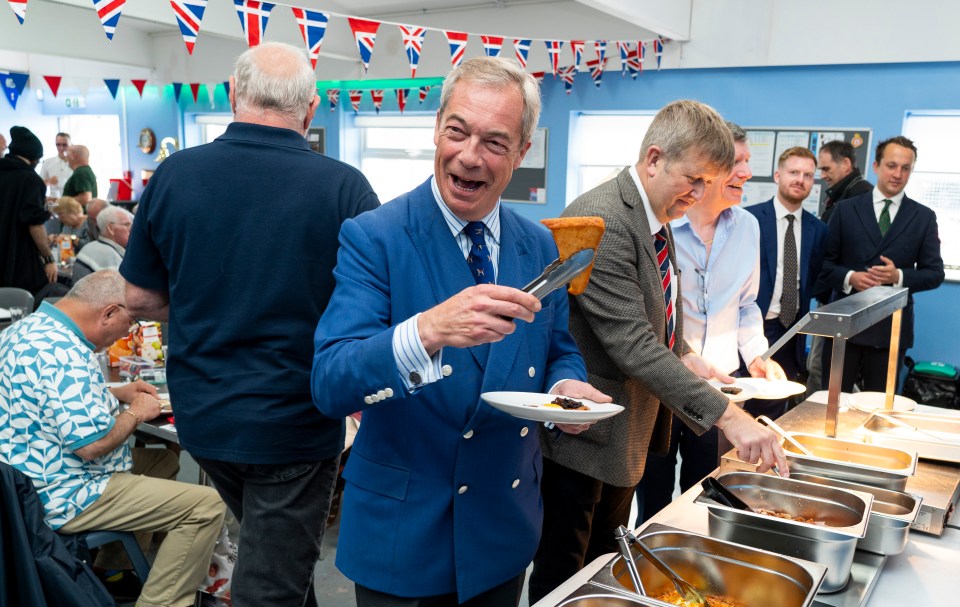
[654,227,676,349]
[465,221,495,285]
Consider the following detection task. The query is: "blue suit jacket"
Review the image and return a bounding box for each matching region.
[311,178,586,601]
[746,199,828,363]
[818,192,944,348]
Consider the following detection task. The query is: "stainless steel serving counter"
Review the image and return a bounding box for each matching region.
[533,399,960,607]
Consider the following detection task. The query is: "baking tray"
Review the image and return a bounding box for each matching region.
[855,410,960,463]
[780,432,917,490]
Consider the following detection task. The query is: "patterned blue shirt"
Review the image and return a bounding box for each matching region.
[0,302,131,529]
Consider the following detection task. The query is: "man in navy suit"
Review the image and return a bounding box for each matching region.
[747,147,828,417]
[312,57,607,606]
[818,136,944,392]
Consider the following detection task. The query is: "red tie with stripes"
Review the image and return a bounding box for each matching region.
[654,227,676,349]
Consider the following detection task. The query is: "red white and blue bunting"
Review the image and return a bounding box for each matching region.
[233,0,274,47]
[347,17,380,73]
[7,0,27,24]
[291,7,329,69]
[170,0,208,55]
[399,25,426,77]
[444,30,469,68]
[93,0,127,40]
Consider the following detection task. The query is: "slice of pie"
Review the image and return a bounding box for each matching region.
[540,216,605,295]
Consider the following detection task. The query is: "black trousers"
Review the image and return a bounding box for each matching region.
[195,456,340,607]
[355,573,524,607]
[528,459,635,604]
[821,341,906,393]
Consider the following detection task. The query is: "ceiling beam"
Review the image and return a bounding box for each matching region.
[572,0,692,41]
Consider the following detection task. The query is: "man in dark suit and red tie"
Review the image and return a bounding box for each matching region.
[746,147,828,418]
[818,136,944,392]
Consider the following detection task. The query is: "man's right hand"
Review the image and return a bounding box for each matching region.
[44,262,57,283]
[418,284,541,355]
[849,271,880,292]
[715,403,789,475]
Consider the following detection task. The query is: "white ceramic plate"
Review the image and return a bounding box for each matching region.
[848,391,917,412]
[707,379,758,402]
[480,392,624,423]
[735,377,807,400]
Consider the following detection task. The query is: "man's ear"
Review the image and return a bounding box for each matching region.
[228,76,237,114]
[643,145,663,178]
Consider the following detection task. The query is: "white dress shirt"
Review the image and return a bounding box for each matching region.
[841,187,905,293]
[765,196,804,320]
[38,156,73,199]
[629,165,679,323]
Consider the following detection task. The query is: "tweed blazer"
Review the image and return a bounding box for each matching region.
[540,168,730,488]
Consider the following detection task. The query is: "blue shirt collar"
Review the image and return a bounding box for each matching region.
[430,175,501,245]
[39,301,96,351]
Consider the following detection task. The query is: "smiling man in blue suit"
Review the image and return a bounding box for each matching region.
[747,147,828,417]
[312,57,607,607]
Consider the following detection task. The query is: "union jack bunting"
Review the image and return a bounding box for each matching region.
[513,39,531,68]
[370,89,384,113]
[291,7,328,69]
[131,78,147,97]
[481,35,503,57]
[398,25,426,77]
[233,0,274,47]
[93,0,127,40]
[586,58,606,88]
[530,71,545,85]
[444,30,468,68]
[639,41,646,66]
[418,85,430,103]
[348,89,362,113]
[570,40,585,66]
[558,66,576,94]
[104,79,120,99]
[396,89,409,113]
[627,45,642,79]
[169,0,207,54]
[348,17,381,73]
[43,75,62,97]
[653,38,664,69]
[594,40,607,64]
[616,41,630,74]
[327,89,339,112]
[544,40,564,76]
[7,0,27,24]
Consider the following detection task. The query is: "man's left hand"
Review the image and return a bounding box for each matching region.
[748,356,786,380]
[867,255,899,285]
[682,352,734,383]
[110,379,159,404]
[550,379,611,435]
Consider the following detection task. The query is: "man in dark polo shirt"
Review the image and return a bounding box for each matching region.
[62,145,97,206]
[120,42,380,607]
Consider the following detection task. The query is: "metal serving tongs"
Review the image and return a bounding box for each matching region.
[757,415,815,457]
[521,248,595,300]
[615,526,707,607]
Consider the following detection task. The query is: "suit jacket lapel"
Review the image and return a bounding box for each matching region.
[616,170,659,272]
[878,196,918,250]
[404,181,489,370]
[800,210,815,294]
[854,196,883,248]
[761,201,777,285]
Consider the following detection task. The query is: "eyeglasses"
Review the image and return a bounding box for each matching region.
[113,303,144,331]
[695,268,709,314]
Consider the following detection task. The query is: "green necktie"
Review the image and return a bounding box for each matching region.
[878,199,893,236]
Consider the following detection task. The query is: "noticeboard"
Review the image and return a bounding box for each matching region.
[307,127,326,155]
[741,127,872,217]
[503,128,547,204]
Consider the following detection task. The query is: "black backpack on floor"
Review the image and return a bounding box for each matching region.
[902,357,960,409]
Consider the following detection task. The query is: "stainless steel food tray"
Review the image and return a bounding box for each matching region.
[854,410,960,463]
[780,431,917,490]
[789,473,922,555]
[696,471,873,593]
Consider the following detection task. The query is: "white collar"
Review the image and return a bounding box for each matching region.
[629,164,665,236]
[773,195,803,222]
[873,187,905,206]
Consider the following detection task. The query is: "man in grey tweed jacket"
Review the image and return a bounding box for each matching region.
[529,101,789,602]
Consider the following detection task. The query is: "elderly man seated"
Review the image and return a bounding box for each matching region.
[73,206,133,281]
[85,198,110,242]
[0,270,226,607]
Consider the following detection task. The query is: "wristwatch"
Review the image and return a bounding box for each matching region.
[40,255,55,265]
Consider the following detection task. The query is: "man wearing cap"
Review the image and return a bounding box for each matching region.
[0,126,61,296]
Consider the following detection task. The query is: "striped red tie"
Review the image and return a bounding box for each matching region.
[654,228,676,349]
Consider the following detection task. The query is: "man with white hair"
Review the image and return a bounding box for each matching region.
[0,270,226,607]
[73,205,133,282]
[121,42,379,606]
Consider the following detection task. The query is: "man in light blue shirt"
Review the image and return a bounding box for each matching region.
[638,122,784,523]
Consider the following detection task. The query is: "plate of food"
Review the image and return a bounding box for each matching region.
[480,392,623,423]
[735,377,807,400]
[706,379,758,402]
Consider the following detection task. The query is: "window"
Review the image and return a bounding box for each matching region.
[57,115,122,199]
[569,112,656,201]
[195,115,232,144]
[351,115,436,203]
[902,112,960,280]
